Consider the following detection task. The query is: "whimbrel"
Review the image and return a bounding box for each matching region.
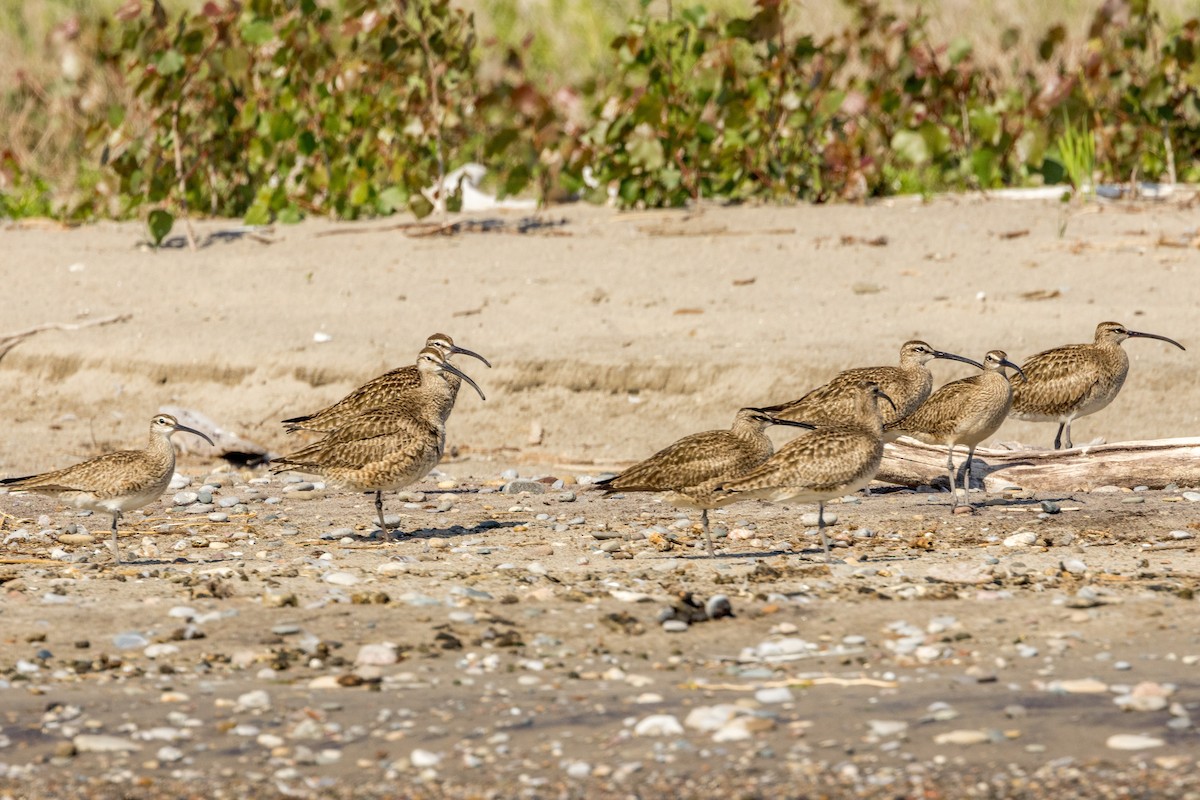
[1010,321,1185,449]
[763,340,980,427]
[283,333,489,434]
[888,350,1024,508]
[0,414,214,563]
[273,348,484,541]
[594,408,814,557]
[717,382,894,560]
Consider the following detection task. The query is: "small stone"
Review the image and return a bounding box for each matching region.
[1003,531,1039,547]
[1052,678,1108,694]
[236,689,271,711]
[1182,492,1200,502]
[1039,500,1061,514]
[754,687,794,704]
[74,734,142,753]
[157,746,184,763]
[634,714,684,737]
[503,479,546,495]
[1106,734,1164,750]
[933,729,989,746]
[323,571,359,586]
[662,620,689,633]
[410,749,441,768]
[801,511,837,527]
[1061,558,1087,574]
[113,632,149,650]
[704,594,733,620]
[355,643,399,666]
[868,720,908,737]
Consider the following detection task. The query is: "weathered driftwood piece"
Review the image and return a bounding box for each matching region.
[877,436,1200,492]
[0,314,132,364]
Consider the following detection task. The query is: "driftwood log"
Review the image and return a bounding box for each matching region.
[877,436,1200,492]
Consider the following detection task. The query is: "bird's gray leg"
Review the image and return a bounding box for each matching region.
[701,509,715,558]
[817,502,832,561]
[375,491,390,543]
[1063,420,1073,450]
[109,511,122,564]
[1054,423,1065,450]
[965,445,977,507]
[946,447,958,508]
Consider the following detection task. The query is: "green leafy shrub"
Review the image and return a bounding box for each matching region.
[92,0,553,223]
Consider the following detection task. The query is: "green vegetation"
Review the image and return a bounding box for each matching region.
[2,0,1199,225]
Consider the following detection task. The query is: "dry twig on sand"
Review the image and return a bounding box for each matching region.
[0,313,132,365]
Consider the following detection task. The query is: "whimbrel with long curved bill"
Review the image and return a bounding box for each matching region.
[594,408,815,557]
[273,347,484,541]
[717,382,894,560]
[0,414,214,563]
[1010,321,1185,449]
[762,340,981,428]
[282,333,489,434]
[888,350,1024,508]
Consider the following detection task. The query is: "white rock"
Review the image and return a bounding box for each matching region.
[1052,678,1109,694]
[566,761,592,779]
[868,720,908,737]
[684,705,740,732]
[144,643,180,659]
[633,714,684,737]
[1003,531,1039,547]
[74,734,142,753]
[156,745,184,762]
[712,717,755,742]
[1106,734,1164,750]
[754,687,794,704]
[323,571,359,586]
[410,748,441,768]
[355,643,399,666]
[235,689,271,711]
[933,729,989,745]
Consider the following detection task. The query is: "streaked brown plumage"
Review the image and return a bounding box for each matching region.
[0,414,214,563]
[1010,321,1185,450]
[594,408,814,557]
[888,350,1023,508]
[718,382,894,560]
[273,347,484,541]
[282,334,489,434]
[763,340,980,427]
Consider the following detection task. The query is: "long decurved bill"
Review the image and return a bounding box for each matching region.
[449,344,493,368]
[442,360,487,401]
[932,350,984,370]
[1128,330,1186,351]
[175,424,216,447]
[999,357,1027,382]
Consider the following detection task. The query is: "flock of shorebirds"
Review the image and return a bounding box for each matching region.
[0,322,1185,563]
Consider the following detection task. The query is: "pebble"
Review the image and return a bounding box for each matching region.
[144,643,179,659]
[633,714,684,737]
[323,571,360,586]
[355,643,399,666]
[157,745,184,762]
[754,687,794,704]
[801,511,837,527]
[236,690,271,712]
[933,729,989,745]
[868,720,908,737]
[1003,531,1038,547]
[74,734,142,753]
[662,620,689,633]
[410,749,442,768]
[704,594,733,620]
[113,632,149,650]
[503,479,546,495]
[1183,492,1200,502]
[1051,678,1108,694]
[1106,734,1164,750]
[1061,558,1087,574]
[685,705,740,732]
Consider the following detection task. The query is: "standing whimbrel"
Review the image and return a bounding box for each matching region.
[717,382,894,560]
[888,350,1024,508]
[762,340,981,427]
[1,414,214,563]
[273,348,484,541]
[594,408,815,557]
[1010,321,1185,450]
[282,333,490,434]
